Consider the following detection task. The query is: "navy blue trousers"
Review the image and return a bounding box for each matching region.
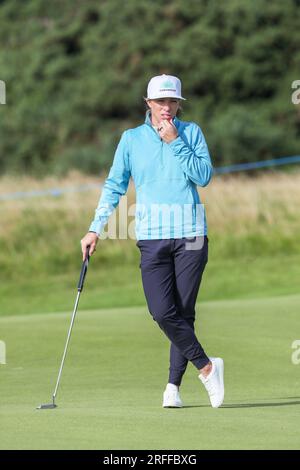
[136,236,210,386]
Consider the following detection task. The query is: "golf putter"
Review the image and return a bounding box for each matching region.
[37,245,91,410]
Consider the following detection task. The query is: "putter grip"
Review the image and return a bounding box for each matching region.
[77,246,90,292]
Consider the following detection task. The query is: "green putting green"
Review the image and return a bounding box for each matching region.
[0,294,300,450]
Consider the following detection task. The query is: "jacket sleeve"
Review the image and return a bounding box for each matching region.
[89,131,131,236]
[168,123,213,187]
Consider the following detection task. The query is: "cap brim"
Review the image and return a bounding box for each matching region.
[146,95,186,100]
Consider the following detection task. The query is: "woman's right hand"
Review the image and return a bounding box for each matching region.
[80,232,99,260]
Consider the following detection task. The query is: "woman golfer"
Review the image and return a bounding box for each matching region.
[81,74,224,408]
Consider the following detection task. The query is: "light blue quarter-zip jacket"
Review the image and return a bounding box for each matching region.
[89,111,213,240]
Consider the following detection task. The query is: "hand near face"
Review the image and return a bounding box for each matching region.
[158,119,178,143]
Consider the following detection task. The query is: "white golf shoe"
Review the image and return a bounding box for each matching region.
[199,357,224,408]
[162,383,183,408]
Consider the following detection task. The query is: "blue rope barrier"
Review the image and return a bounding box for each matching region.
[214,155,300,174]
[0,183,101,201]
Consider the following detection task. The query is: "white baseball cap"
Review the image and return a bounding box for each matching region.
[146,74,186,100]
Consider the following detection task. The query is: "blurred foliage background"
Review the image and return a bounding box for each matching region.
[0,0,299,176]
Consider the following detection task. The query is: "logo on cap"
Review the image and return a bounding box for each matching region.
[161,79,175,90]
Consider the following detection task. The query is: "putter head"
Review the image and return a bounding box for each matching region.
[36,403,57,410]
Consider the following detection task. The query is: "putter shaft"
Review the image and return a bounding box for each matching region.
[37,248,90,410]
[52,290,81,402]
